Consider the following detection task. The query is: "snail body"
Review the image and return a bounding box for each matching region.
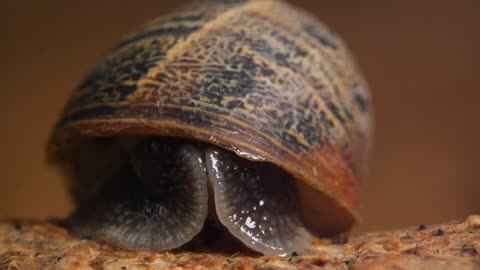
[48,0,373,255]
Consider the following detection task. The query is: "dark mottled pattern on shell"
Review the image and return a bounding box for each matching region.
[51,0,373,221]
[59,0,370,155]
[66,1,247,112]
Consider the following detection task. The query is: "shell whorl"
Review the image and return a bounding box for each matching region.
[49,0,373,231]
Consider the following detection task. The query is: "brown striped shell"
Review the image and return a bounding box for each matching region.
[48,0,373,255]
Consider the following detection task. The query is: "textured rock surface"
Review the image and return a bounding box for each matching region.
[1,216,479,269]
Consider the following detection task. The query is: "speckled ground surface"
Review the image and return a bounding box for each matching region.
[1,216,479,269]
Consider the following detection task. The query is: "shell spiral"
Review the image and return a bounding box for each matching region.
[49,0,373,236]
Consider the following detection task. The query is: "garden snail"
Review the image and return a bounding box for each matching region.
[47,0,373,256]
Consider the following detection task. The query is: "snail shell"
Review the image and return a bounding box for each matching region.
[48,0,373,255]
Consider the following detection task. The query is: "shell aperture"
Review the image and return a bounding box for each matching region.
[68,139,312,255]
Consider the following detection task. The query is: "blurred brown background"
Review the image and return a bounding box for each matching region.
[1,0,479,232]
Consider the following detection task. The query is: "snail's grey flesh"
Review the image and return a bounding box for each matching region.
[68,139,312,255]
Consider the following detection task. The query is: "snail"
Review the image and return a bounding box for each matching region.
[47,0,373,256]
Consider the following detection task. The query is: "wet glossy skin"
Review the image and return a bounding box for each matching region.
[70,139,310,255]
